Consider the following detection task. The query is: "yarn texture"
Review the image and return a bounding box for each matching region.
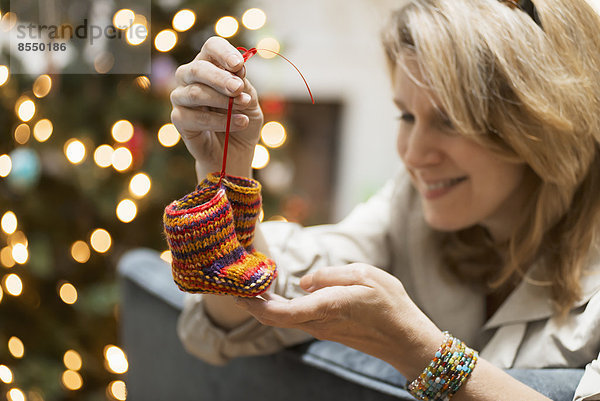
[163,175,277,297]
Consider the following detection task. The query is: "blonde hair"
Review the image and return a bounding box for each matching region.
[382,0,600,315]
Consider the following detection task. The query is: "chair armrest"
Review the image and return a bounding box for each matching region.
[117,248,184,310]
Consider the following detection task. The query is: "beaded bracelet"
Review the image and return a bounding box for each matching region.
[408,331,478,401]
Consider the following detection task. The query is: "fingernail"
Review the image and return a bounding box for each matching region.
[300,274,313,291]
[239,93,251,104]
[234,93,251,106]
[227,54,243,69]
[233,114,248,126]
[226,78,243,93]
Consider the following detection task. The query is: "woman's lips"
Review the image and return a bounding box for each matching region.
[421,176,468,200]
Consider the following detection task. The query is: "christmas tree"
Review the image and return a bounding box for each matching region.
[0,0,281,399]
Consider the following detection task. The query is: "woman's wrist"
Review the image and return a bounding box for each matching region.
[194,155,253,183]
[407,332,479,400]
[203,294,255,331]
[390,325,446,380]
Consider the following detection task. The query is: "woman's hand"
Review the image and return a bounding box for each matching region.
[236,263,445,379]
[170,36,264,179]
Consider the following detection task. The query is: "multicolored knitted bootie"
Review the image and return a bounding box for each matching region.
[204,172,262,251]
[163,184,277,297]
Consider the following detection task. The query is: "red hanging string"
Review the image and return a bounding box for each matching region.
[218,47,314,187]
[218,96,235,187]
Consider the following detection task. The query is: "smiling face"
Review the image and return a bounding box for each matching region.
[393,62,528,241]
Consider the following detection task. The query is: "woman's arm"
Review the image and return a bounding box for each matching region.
[452,358,550,401]
[236,264,551,401]
[176,178,396,364]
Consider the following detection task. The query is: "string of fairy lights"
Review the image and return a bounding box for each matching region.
[0,5,292,400]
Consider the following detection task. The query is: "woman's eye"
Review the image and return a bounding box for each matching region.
[397,112,414,123]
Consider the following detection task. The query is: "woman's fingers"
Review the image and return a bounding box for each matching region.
[237,291,333,328]
[175,59,245,98]
[170,105,249,136]
[300,264,379,292]
[170,83,251,109]
[197,36,245,72]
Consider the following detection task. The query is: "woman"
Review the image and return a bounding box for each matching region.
[169,0,600,399]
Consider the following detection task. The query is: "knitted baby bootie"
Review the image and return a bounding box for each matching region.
[204,172,262,251]
[163,185,277,297]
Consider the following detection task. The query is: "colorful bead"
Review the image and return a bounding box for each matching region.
[408,332,478,400]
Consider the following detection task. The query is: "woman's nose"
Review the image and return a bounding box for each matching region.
[398,126,443,168]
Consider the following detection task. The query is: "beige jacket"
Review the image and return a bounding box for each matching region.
[178,171,600,401]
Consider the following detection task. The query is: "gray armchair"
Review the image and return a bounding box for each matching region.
[117,249,584,401]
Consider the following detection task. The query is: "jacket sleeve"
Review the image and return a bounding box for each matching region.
[573,354,600,401]
[176,175,398,365]
[572,289,600,400]
[573,287,600,401]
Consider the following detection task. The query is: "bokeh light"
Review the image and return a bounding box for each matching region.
[242,8,266,30]
[126,23,147,45]
[104,345,128,374]
[94,145,114,168]
[33,119,53,142]
[71,241,90,263]
[215,16,238,38]
[1,211,17,234]
[64,350,82,371]
[62,370,83,390]
[155,29,177,52]
[59,283,78,305]
[8,231,27,248]
[111,147,133,172]
[90,229,112,253]
[33,75,52,98]
[94,52,115,74]
[108,380,127,401]
[257,38,280,58]
[7,337,24,358]
[11,244,27,265]
[14,124,30,145]
[0,65,9,86]
[0,154,11,177]
[133,14,148,27]
[134,75,151,91]
[1,247,15,268]
[4,274,22,296]
[129,173,151,198]
[16,98,35,122]
[157,123,180,147]
[261,121,287,148]
[116,199,137,223]
[111,120,134,143]
[64,139,86,164]
[160,250,172,264]
[0,365,13,383]
[113,9,135,29]
[7,388,25,401]
[251,144,270,169]
[1,12,17,32]
[256,38,281,58]
[173,9,195,32]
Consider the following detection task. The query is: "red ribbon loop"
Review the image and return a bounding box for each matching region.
[219,46,315,186]
[237,46,258,62]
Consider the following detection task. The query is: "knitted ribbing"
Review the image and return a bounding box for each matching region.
[204,172,262,251]
[163,186,277,297]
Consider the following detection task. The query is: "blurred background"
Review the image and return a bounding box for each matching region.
[0,0,400,399]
